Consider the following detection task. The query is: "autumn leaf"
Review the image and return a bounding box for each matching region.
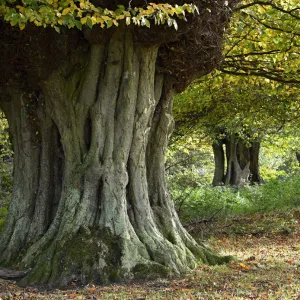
[239,263,251,270]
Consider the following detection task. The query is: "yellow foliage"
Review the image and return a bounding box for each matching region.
[62,7,71,15]
[0,1,198,30]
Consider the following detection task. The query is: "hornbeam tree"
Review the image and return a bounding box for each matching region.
[0,0,235,286]
[172,70,300,187]
[168,0,299,190]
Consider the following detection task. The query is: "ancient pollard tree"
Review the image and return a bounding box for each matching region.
[0,0,234,285]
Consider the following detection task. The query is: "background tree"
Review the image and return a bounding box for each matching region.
[0,0,235,286]
[172,0,300,187]
[173,71,300,186]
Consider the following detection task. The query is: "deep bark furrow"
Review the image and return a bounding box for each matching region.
[27,111,54,243]
[147,84,174,208]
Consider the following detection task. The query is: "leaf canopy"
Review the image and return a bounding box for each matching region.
[0,0,199,31]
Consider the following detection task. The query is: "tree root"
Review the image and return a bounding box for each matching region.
[0,268,31,279]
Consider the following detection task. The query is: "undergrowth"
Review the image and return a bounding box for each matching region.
[173,175,300,223]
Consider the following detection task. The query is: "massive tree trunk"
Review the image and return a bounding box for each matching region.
[0,27,228,286]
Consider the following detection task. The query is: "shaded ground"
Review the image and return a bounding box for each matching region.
[0,210,299,299]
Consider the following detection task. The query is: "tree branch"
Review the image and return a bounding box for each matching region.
[236,1,300,21]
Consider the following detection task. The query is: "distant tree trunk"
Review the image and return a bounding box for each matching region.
[212,139,225,186]
[295,152,300,167]
[224,135,235,185]
[217,135,262,187]
[224,135,250,187]
[235,140,251,185]
[0,27,228,286]
[249,142,263,184]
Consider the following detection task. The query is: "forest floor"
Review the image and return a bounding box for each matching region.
[0,209,299,299]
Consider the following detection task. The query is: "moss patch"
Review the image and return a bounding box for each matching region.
[133,262,172,280]
[20,228,124,286]
[57,228,123,284]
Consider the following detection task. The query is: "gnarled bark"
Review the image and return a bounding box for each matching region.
[0,27,229,286]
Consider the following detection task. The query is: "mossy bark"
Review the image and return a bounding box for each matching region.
[0,27,229,287]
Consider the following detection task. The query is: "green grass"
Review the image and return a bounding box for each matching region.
[174,175,300,223]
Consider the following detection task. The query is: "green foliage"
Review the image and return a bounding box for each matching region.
[172,0,300,149]
[175,175,300,224]
[173,71,300,147]
[167,136,214,188]
[260,128,300,181]
[170,0,300,200]
[222,0,300,83]
[0,0,198,31]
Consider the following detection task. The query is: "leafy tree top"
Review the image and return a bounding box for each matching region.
[221,0,300,83]
[172,71,300,149]
[0,0,200,32]
[171,0,300,147]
